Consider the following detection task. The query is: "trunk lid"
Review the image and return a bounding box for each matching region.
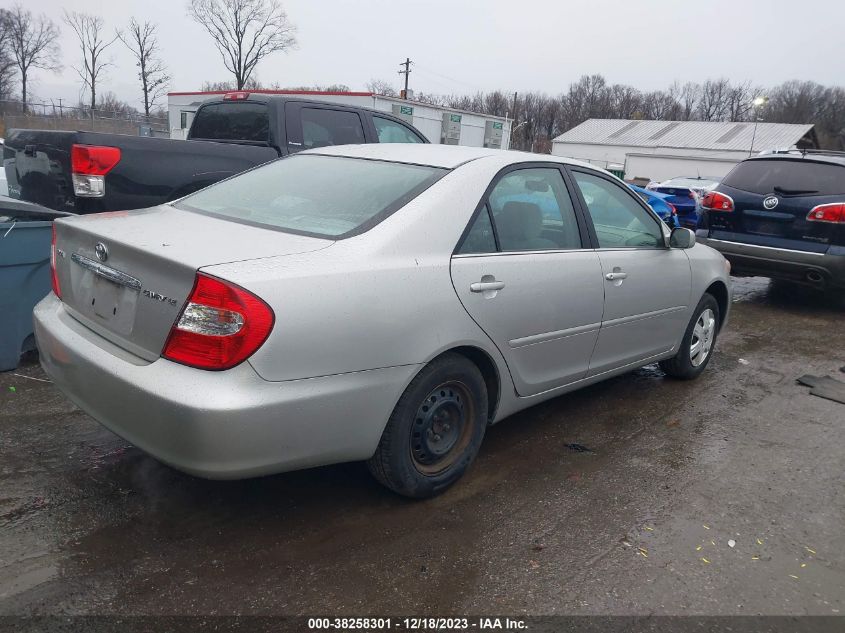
[53,205,331,361]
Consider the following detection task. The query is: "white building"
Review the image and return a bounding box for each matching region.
[166,89,511,149]
[551,119,817,182]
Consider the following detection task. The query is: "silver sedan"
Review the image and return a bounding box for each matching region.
[35,144,731,498]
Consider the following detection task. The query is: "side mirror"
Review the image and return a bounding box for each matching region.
[669,227,696,249]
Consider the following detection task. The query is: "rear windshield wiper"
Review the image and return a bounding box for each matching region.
[773,185,818,195]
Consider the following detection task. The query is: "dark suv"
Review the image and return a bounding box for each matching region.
[696,150,845,290]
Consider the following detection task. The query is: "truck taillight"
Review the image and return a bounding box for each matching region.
[701,191,734,212]
[806,203,845,224]
[50,224,61,299]
[71,144,121,198]
[162,273,274,371]
[223,91,250,101]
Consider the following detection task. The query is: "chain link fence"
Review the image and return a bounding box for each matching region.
[0,99,169,138]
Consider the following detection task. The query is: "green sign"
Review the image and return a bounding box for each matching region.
[450,114,462,123]
[400,105,413,116]
[492,121,503,130]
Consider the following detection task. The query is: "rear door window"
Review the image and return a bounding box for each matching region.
[457,207,497,254]
[722,159,845,196]
[189,103,270,142]
[299,108,366,149]
[373,116,425,143]
[486,168,583,252]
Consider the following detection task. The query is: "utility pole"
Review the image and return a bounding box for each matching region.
[398,58,412,99]
[510,91,518,149]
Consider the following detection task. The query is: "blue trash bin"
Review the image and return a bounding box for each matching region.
[0,196,73,371]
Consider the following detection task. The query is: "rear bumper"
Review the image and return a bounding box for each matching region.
[34,294,419,478]
[697,234,845,288]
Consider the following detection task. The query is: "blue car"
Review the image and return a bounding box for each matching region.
[646,177,720,229]
[628,184,680,228]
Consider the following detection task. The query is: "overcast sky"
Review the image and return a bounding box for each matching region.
[22,0,845,110]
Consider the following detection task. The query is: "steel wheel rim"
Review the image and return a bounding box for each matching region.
[410,381,475,475]
[690,308,716,367]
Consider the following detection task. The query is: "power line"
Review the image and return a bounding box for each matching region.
[412,63,481,92]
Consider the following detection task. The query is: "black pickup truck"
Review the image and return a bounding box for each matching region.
[3,94,428,214]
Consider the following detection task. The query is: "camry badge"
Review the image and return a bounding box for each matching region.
[763,196,779,210]
[95,242,109,262]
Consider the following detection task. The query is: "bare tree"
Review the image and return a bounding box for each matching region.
[668,82,700,121]
[697,78,732,122]
[95,91,139,117]
[5,4,61,111]
[482,90,510,118]
[609,84,643,120]
[413,92,443,106]
[0,10,18,102]
[366,79,397,97]
[118,18,170,118]
[188,0,297,90]
[766,80,826,124]
[64,11,119,112]
[641,90,679,120]
[722,80,760,122]
[283,83,349,92]
[201,77,263,91]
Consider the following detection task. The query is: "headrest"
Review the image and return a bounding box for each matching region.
[498,201,544,240]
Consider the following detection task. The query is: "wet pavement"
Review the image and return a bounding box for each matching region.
[1,277,844,616]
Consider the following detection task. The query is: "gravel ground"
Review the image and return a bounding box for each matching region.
[1,277,843,618]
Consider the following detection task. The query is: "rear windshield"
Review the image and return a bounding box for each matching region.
[721,159,845,196]
[189,102,270,142]
[174,155,447,238]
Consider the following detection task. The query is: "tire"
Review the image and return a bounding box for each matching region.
[367,353,488,498]
[659,293,720,380]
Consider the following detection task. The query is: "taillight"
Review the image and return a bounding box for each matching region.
[223,91,250,101]
[162,273,274,371]
[701,191,734,212]
[806,203,845,224]
[668,203,678,216]
[50,223,61,299]
[71,144,121,198]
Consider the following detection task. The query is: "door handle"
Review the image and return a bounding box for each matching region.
[470,281,506,293]
[605,272,628,281]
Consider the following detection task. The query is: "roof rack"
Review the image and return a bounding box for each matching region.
[766,148,845,157]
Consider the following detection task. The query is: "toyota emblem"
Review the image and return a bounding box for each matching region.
[763,195,779,210]
[95,242,108,262]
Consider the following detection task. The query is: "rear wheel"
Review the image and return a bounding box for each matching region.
[659,293,720,380]
[367,353,488,498]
